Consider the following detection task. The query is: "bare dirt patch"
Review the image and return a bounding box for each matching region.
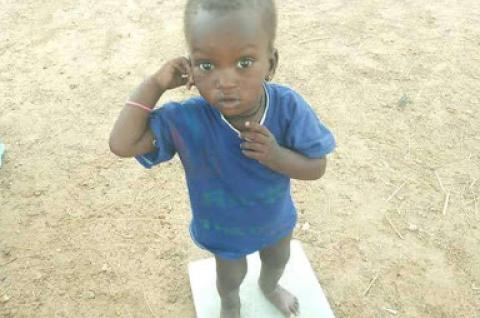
[1,0,479,317]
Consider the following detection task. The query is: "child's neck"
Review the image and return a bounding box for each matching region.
[224,92,266,131]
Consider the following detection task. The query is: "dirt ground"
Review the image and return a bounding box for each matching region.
[1,0,479,317]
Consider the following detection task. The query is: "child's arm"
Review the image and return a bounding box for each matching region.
[240,121,327,180]
[109,57,193,158]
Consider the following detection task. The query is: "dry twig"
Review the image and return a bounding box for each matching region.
[474,196,478,216]
[383,307,398,315]
[442,193,451,216]
[364,274,379,296]
[143,289,156,318]
[385,215,405,240]
[435,171,446,194]
[386,182,406,202]
[299,37,330,45]
[469,177,478,191]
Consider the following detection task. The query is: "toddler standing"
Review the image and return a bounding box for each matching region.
[110,1,336,317]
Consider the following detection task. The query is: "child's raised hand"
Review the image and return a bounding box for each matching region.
[152,57,195,91]
[240,121,282,165]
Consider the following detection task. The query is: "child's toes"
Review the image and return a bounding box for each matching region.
[290,298,300,315]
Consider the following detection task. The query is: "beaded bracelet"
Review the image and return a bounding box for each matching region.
[125,101,153,112]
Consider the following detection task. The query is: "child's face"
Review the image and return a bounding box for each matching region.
[187,8,277,117]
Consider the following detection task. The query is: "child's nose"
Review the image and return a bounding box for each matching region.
[215,68,237,89]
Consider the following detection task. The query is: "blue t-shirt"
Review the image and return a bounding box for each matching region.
[136,83,336,259]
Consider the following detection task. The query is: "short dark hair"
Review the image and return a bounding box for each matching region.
[184,0,277,50]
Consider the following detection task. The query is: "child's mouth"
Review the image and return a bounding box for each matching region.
[218,97,240,108]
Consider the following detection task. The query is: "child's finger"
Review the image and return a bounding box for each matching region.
[182,57,195,89]
[241,149,262,161]
[240,141,265,152]
[245,121,270,136]
[171,64,186,78]
[240,131,268,144]
[170,62,189,87]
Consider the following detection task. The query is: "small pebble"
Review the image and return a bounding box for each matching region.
[398,94,413,107]
[85,291,95,299]
[301,222,310,231]
[2,248,11,257]
[408,224,418,232]
[0,294,10,303]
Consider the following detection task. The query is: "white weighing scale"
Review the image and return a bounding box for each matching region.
[188,240,335,317]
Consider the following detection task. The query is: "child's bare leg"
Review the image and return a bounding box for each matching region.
[258,232,299,317]
[215,255,247,318]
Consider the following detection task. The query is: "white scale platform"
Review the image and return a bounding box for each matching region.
[188,240,335,318]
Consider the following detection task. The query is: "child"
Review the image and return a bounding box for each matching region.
[109,0,336,317]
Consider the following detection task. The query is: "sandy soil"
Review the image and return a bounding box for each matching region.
[1,0,479,317]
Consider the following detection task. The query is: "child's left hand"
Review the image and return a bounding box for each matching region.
[240,121,282,166]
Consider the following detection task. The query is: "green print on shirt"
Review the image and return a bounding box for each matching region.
[198,218,246,236]
[201,184,286,209]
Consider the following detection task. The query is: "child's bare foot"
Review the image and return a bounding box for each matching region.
[259,280,300,317]
[220,294,241,318]
[220,306,240,318]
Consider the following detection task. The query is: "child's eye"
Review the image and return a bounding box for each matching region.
[199,62,215,72]
[237,58,254,69]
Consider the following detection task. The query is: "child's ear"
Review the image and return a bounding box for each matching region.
[265,49,279,81]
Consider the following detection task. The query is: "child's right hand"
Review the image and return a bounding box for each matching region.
[152,57,195,91]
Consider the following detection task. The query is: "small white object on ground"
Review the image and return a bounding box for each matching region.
[188,240,335,318]
[408,224,418,232]
[0,294,10,303]
[301,222,310,231]
[0,142,4,168]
